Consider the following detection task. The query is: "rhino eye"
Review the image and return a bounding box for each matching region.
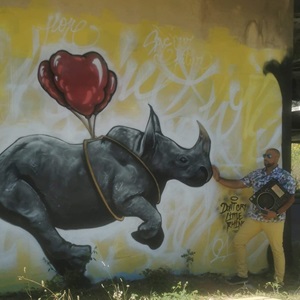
[179,156,188,163]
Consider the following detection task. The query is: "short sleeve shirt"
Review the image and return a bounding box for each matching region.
[241,166,296,222]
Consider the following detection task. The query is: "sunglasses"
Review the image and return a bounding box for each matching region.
[263,154,272,159]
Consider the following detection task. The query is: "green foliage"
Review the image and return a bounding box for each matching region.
[150,281,198,300]
[291,143,300,191]
[141,267,171,291]
[101,278,137,300]
[42,274,66,294]
[181,249,196,274]
[5,269,300,300]
[141,267,170,279]
[264,281,286,295]
[18,268,74,300]
[17,267,90,299]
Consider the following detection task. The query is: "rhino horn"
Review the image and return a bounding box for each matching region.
[192,121,211,154]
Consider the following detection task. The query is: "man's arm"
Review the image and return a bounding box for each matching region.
[212,165,247,189]
[264,173,297,219]
[277,194,295,214]
[263,194,295,220]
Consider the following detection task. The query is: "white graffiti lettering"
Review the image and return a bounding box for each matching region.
[39,13,99,46]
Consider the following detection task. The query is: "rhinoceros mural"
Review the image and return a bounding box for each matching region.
[0,105,212,276]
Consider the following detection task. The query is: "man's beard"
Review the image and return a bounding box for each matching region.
[264,161,273,168]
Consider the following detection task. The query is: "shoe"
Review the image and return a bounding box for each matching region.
[226,275,248,285]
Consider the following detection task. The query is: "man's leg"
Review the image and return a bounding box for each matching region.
[263,221,285,283]
[233,218,262,278]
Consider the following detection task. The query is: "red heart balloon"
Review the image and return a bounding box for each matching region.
[38,50,117,118]
[94,70,117,115]
[38,60,68,108]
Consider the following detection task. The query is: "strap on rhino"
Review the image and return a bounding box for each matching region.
[83,135,161,221]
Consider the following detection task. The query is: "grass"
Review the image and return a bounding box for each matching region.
[1,266,300,300]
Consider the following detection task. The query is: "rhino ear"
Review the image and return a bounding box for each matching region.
[148,105,162,134]
[137,105,161,156]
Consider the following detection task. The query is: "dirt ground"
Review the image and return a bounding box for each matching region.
[79,268,300,299]
[1,266,300,299]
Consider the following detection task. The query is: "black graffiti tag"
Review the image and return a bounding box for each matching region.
[219,196,247,232]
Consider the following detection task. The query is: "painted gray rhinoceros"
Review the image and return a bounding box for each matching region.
[0,106,212,275]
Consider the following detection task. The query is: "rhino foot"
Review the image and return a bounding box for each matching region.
[67,244,92,271]
[131,227,164,249]
[46,244,92,275]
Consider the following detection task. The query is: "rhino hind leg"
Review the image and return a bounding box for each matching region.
[0,179,91,275]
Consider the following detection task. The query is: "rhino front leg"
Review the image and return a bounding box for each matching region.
[119,196,164,249]
[131,225,164,250]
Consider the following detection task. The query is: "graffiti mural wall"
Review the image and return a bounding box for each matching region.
[0,0,293,292]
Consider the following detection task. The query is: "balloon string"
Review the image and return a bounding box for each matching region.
[92,115,97,138]
[71,110,94,138]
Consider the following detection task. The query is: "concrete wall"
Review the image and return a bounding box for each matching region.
[0,0,293,292]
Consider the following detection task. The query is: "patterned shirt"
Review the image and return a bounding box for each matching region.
[241,166,296,222]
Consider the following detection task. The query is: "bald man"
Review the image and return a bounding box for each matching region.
[213,148,296,286]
